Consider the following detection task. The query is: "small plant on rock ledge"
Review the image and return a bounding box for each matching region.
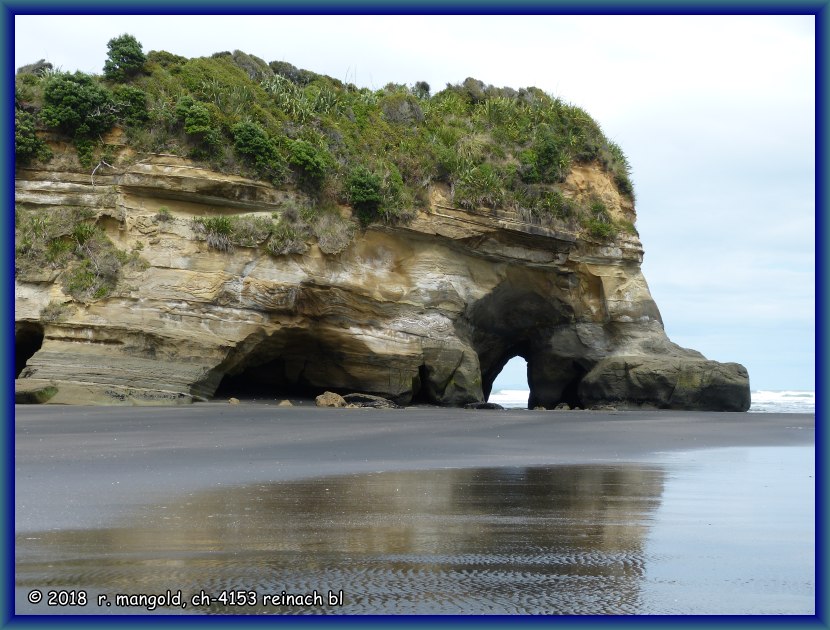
[192,216,233,252]
[583,197,616,240]
[154,206,172,222]
[266,222,308,256]
[40,300,70,323]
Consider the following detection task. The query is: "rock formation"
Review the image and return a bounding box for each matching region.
[14,143,751,410]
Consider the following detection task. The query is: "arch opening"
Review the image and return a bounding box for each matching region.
[15,322,44,378]
[465,273,577,410]
[487,355,530,409]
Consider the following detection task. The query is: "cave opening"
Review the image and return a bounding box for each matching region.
[408,364,432,405]
[487,355,530,408]
[212,328,390,402]
[15,322,44,378]
[214,356,318,401]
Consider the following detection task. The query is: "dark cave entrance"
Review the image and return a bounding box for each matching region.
[214,334,330,401]
[527,360,588,410]
[214,357,303,400]
[408,364,433,405]
[212,328,391,402]
[15,322,44,378]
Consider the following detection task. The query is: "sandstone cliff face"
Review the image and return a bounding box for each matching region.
[14,148,750,410]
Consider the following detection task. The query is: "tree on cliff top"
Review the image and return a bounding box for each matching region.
[103,34,146,82]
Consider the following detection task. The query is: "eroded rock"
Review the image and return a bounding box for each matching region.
[15,379,57,404]
[342,393,403,409]
[316,391,347,408]
[465,402,505,410]
[578,357,751,412]
[14,154,751,411]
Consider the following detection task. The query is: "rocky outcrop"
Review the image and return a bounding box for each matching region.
[578,357,751,411]
[14,147,751,410]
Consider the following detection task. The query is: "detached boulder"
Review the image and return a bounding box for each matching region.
[316,391,347,408]
[578,356,751,411]
[342,393,403,409]
[464,402,504,410]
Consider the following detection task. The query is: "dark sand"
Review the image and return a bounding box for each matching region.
[15,404,814,532]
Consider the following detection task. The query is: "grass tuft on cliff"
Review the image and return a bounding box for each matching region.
[15,36,635,236]
[15,207,144,302]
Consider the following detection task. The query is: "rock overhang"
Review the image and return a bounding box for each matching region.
[14,154,751,411]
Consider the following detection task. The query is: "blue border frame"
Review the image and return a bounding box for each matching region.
[817,1,827,627]
[4,2,826,628]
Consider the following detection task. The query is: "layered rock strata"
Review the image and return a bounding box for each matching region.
[14,150,751,410]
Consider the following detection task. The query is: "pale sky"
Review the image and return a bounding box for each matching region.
[14,14,816,391]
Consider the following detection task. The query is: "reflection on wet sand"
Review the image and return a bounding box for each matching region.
[16,465,666,614]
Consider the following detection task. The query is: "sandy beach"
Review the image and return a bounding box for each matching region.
[14,405,815,615]
[15,404,813,532]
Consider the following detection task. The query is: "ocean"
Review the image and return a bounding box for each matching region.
[488,389,816,413]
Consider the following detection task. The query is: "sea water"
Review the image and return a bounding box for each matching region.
[488,389,816,413]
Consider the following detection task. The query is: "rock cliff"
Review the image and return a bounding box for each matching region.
[14,144,750,410]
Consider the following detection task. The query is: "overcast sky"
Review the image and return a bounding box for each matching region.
[14,14,815,391]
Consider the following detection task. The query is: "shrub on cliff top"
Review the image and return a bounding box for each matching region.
[232,120,286,184]
[40,72,116,139]
[287,140,330,193]
[346,166,383,224]
[103,34,146,82]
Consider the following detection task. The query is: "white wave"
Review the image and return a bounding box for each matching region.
[749,390,815,414]
[487,389,816,413]
[487,389,530,408]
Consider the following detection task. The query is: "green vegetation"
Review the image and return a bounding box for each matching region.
[15,207,142,301]
[231,120,285,183]
[40,300,70,323]
[346,166,383,224]
[40,72,117,138]
[313,211,356,255]
[15,110,51,165]
[103,34,147,82]
[192,215,234,251]
[266,221,309,256]
[584,198,615,239]
[154,206,172,222]
[15,35,636,240]
[192,207,355,256]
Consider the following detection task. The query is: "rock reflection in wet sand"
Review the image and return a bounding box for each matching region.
[17,465,663,614]
[15,449,814,615]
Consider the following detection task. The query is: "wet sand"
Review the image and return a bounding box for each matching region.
[15,404,814,532]
[14,405,815,615]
